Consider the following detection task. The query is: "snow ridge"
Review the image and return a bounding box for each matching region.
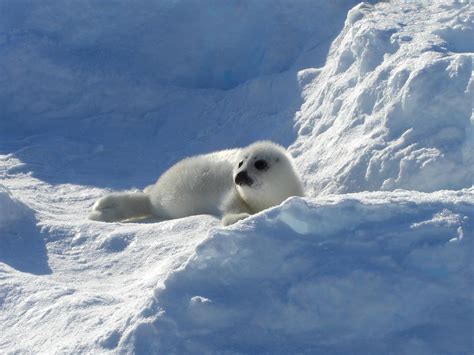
[293,1,473,195]
[128,191,473,354]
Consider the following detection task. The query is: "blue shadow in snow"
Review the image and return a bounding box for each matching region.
[0,207,51,275]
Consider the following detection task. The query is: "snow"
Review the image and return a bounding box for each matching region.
[1,0,473,354]
[135,190,473,354]
[0,184,48,275]
[292,1,473,195]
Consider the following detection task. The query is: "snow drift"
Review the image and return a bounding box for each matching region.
[126,190,473,354]
[0,184,49,274]
[1,0,473,354]
[292,1,473,195]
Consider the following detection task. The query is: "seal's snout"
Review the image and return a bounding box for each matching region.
[235,171,253,186]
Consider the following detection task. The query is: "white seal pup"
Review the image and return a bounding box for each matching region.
[89,141,304,225]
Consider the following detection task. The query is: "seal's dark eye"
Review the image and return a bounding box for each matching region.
[254,160,268,170]
[238,161,243,168]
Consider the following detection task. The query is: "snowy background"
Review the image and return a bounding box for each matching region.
[1,0,473,353]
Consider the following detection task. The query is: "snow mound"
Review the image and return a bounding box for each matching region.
[0,184,49,274]
[124,190,473,354]
[292,1,473,195]
[0,185,30,229]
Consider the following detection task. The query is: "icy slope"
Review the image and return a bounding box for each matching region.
[1,0,473,354]
[293,1,473,195]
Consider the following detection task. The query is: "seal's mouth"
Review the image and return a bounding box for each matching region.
[235,171,254,186]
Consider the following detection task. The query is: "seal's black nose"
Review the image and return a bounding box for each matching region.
[235,171,253,186]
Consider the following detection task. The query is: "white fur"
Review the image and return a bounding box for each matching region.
[89,141,304,225]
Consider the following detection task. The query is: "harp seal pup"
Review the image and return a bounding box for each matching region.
[89,141,304,226]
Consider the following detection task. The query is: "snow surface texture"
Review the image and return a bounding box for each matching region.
[1,0,473,354]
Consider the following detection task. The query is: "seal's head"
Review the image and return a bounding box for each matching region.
[233,141,304,212]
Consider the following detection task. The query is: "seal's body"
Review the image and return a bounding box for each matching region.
[89,141,304,225]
